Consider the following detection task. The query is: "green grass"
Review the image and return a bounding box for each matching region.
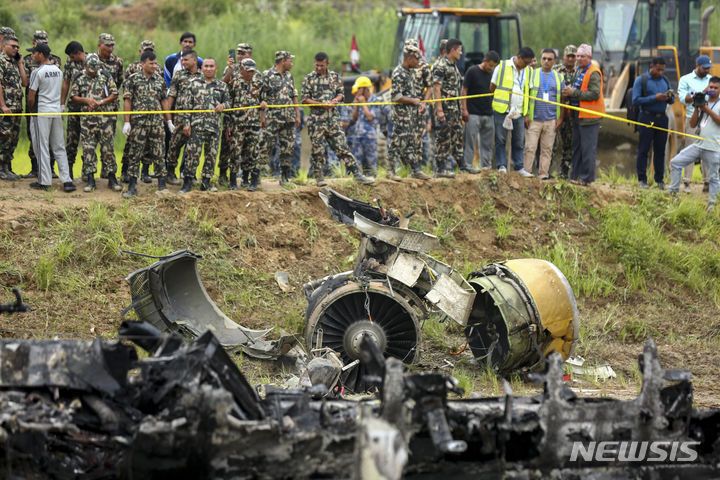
[493,213,514,243]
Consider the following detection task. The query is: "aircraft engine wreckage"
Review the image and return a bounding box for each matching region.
[0,326,718,479]
[304,189,579,389]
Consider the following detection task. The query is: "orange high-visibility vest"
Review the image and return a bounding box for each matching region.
[578,63,605,119]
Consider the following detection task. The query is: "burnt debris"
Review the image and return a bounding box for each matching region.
[0,329,718,479]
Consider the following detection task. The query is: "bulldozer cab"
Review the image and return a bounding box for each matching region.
[393,8,522,72]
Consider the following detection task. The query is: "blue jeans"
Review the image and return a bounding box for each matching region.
[493,111,524,170]
[669,144,720,205]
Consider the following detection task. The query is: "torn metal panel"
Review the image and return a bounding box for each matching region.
[354,212,440,254]
[124,249,295,359]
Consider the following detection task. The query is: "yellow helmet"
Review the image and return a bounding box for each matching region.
[351,76,373,95]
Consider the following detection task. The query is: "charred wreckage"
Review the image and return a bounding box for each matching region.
[1,189,719,478]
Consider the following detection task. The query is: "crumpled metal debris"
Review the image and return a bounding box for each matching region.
[123,249,295,359]
[0,331,718,479]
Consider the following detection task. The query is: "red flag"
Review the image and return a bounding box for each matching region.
[423,0,430,6]
[418,34,426,58]
[350,35,360,70]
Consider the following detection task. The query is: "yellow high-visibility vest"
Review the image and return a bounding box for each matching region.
[492,58,529,116]
[528,68,563,119]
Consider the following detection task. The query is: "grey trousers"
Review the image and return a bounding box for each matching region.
[463,114,494,168]
[30,116,71,186]
[569,115,599,183]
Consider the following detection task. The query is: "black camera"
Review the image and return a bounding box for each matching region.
[228,49,235,60]
[14,52,20,61]
[693,92,706,108]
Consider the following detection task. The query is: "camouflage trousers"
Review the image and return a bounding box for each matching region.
[229,125,263,176]
[66,109,82,168]
[124,122,166,179]
[389,120,422,172]
[551,118,572,178]
[166,127,190,176]
[434,111,463,172]
[80,118,117,177]
[261,120,294,169]
[0,116,21,169]
[308,118,358,177]
[348,135,378,175]
[217,124,232,171]
[184,129,219,180]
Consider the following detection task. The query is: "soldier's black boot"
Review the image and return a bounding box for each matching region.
[123,177,138,198]
[83,175,96,193]
[141,164,152,183]
[0,163,10,181]
[200,177,216,192]
[228,173,238,190]
[108,173,122,192]
[280,166,290,186]
[179,177,193,194]
[120,161,129,183]
[218,168,228,187]
[248,171,260,192]
[241,171,249,188]
[167,169,180,185]
[157,176,167,191]
[348,164,375,185]
[67,162,74,181]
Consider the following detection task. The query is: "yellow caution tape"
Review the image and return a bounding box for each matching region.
[0,91,704,143]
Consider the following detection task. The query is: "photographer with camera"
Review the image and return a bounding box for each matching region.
[668,76,720,211]
[0,34,28,181]
[678,55,713,193]
[632,56,675,189]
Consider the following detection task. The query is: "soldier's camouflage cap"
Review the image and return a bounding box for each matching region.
[85,53,101,72]
[236,43,253,54]
[33,30,49,43]
[564,45,577,56]
[275,50,294,61]
[140,40,155,51]
[439,39,448,51]
[403,42,421,59]
[99,33,115,46]
[0,26,15,36]
[241,58,258,72]
[404,39,419,49]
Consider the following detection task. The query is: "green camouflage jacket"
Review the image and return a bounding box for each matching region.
[0,52,24,112]
[69,70,118,123]
[431,57,462,113]
[259,66,297,124]
[95,52,123,111]
[123,71,168,127]
[190,78,230,133]
[228,71,262,127]
[64,59,84,111]
[123,61,162,85]
[168,69,204,125]
[391,64,422,123]
[301,70,343,123]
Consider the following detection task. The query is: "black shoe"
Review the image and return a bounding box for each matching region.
[460,166,481,174]
[229,173,238,190]
[0,165,10,181]
[200,177,217,192]
[108,174,122,192]
[141,164,152,183]
[123,177,138,198]
[157,176,167,191]
[167,171,180,185]
[121,173,130,183]
[63,181,76,193]
[83,175,96,193]
[29,182,49,191]
[241,171,249,188]
[179,177,193,194]
[218,168,228,187]
[248,172,260,192]
[280,166,290,186]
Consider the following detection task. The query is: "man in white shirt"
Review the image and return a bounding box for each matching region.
[668,76,720,210]
[27,43,75,192]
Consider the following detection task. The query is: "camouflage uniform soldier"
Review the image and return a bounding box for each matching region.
[69,54,121,192]
[389,42,430,180]
[61,41,85,179]
[120,40,160,183]
[0,26,15,44]
[259,51,301,186]
[165,50,204,183]
[301,51,373,186]
[179,58,230,194]
[552,44,577,178]
[227,58,263,191]
[23,30,62,178]
[122,50,171,198]
[432,38,465,177]
[218,43,253,186]
[0,34,28,180]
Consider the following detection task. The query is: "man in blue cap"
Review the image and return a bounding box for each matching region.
[678,54,713,193]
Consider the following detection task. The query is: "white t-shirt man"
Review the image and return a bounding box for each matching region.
[29,64,63,114]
